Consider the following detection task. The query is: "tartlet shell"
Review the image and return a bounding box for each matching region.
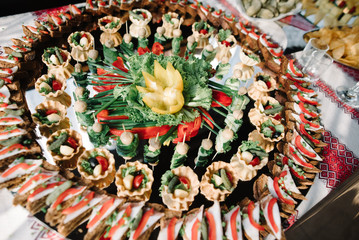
[77,148,116,189]
[200,161,239,202]
[41,50,74,80]
[115,161,154,201]
[161,166,199,211]
[255,117,285,143]
[67,31,94,62]
[35,74,67,98]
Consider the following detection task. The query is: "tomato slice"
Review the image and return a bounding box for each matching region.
[247,201,265,231]
[179,176,190,189]
[230,207,240,240]
[205,211,216,240]
[133,174,144,189]
[298,102,318,118]
[52,80,62,91]
[108,204,132,237]
[273,177,294,205]
[152,42,164,55]
[66,137,78,149]
[96,156,109,172]
[267,198,279,234]
[289,59,304,77]
[1,163,36,178]
[132,208,154,240]
[167,217,178,240]
[294,82,315,93]
[299,114,320,128]
[297,92,318,106]
[289,146,314,169]
[299,124,320,145]
[87,198,114,229]
[46,109,58,115]
[62,191,94,215]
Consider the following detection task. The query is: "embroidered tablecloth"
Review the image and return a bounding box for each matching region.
[0,1,358,239]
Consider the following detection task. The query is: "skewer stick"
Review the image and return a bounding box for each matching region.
[207,132,211,140]
[126,21,128,34]
[182,133,186,144]
[212,151,218,161]
[122,124,126,132]
[155,132,159,141]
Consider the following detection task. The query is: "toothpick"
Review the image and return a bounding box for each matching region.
[207,132,211,140]
[92,112,96,121]
[151,165,154,171]
[244,80,249,88]
[212,151,218,161]
[73,79,78,88]
[182,133,186,144]
[155,132,159,141]
[122,124,126,132]
[126,21,128,34]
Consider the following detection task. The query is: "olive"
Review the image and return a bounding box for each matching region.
[88,157,99,168]
[134,170,142,176]
[257,75,264,81]
[273,132,281,138]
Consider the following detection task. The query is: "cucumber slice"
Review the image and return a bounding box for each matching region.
[249,150,269,158]
[201,217,208,240]
[220,169,232,190]
[45,180,72,206]
[263,106,283,115]
[130,209,143,231]
[48,132,68,151]
[168,176,179,194]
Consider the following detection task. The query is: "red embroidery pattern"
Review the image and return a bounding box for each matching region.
[29,218,65,240]
[316,80,359,122]
[319,130,359,189]
[32,6,70,21]
[286,210,299,229]
[334,62,359,82]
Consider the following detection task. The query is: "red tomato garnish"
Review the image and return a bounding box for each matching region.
[60,52,67,62]
[52,80,62,91]
[247,201,265,230]
[133,174,144,189]
[199,29,208,34]
[167,217,178,240]
[96,156,109,172]
[141,12,147,19]
[87,198,114,229]
[295,135,316,158]
[191,219,200,240]
[133,208,154,240]
[108,204,132,237]
[221,40,231,47]
[265,80,272,89]
[1,163,36,178]
[211,89,232,107]
[173,116,201,144]
[46,109,58,115]
[226,171,233,183]
[273,114,282,120]
[269,126,276,135]
[205,211,216,240]
[268,198,279,233]
[230,207,240,240]
[249,156,260,166]
[66,137,78,149]
[273,177,294,205]
[81,33,87,38]
[62,192,95,214]
[179,176,190,189]
[51,187,86,209]
[289,146,314,169]
[264,105,273,110]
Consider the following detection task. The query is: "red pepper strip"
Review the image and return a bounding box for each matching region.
[108,204,132,237]
[62,191,95,215]
[0,77,12,83]
[0,103,8,108]
[267,198,279,234]
[299,102,318,118]
[282,156,289,165]
[297,92,318,105]
[0,117,22,123]
[93,85,117,92]
[138,47,151,56]
[51,187,86,209]
[247,201,265,231]
[1,162,36,178]
[261,34,279,48]
[211,89,232,107]
[87,198,114,229]
[230,207,240,240]
[273,177,294,205]
[0,128,21,136]
[0,93,6,98]
[0,143,27,155]
[299,114,320,128]
[152,42,164,55]
[18,173,53,194]
[269,49,283,57]
[133,208,154,240]
[290,166,305,180]
[289,146,313,169]
[112,57,128,73]
[239,22,249,34]
[279,170,287,178]
[293,82,315,93]
[110,125,171,140]
[28,182,64,201]
[167,217,178,240]
[285,73,305,84]
[289,59,304,77]
[173,116,202,144]
[198,107,214,129]
[191,218,200,240]
[299,124,320,145]
[205,211,216,240]
[295,135,316,158]
[97,110,129,122]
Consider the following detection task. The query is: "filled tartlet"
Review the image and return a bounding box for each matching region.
[35,74,71,107]
[77,148,115,189]
[200,161,239,202]
[67,31,94,62]
[98,16,123,46]
[248,96,283,126]
[46,129,84,169]
[192,20,215,48]
[32,100,69,137]
[239,47,261,66]
[253,72,277,92]
[230,140,269,181]
[42,47,74,80]
[256,117,285,142]
[248,129,275,152]
[160,166,199,211]
[115,161,154,201]
[129,9,152,38]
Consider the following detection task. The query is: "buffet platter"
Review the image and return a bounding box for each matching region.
[0,1,327,239]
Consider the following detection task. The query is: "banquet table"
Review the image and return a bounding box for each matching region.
[0,1,358,240]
